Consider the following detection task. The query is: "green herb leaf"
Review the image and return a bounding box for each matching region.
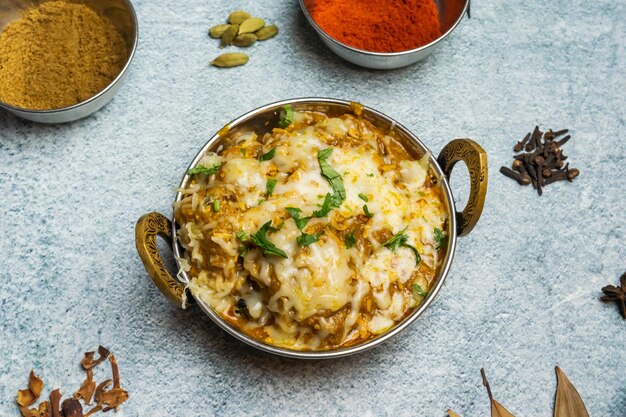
[213,200,221,212]
[266,178,277,196]
[358,193,369,202]
[236,231,248,242]
[297,233,320,246]
[383,228,421,265]
[267,222,284,233]
[187,163,221,176]
[238,245,248,257]
[403,243,422,266]
[434,228,446,250]
[345,231,357,249]
[363,204,374,218]
[278,105,293,128]
[285,207,302,219]
[250,221,288,258]
[318,148,333,160]
[413,283,428,297]
[317,148,346,205]
[257,199,264,205]
[366,173,374,178]
[260,147,276,161]
[383,228,409,252]
[286,207,310,230]
[313,193,334,217]
[240,148,247,157]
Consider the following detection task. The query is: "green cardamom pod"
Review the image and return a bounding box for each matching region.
[209,24,231,39]
[254,25,279,41]
[220,25,239,47]
[233,34,257,47]
[211,52,249,68]
[238,17,265,35]
[228,10,251,25]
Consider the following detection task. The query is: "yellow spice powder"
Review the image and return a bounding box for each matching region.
[0,1,127,110]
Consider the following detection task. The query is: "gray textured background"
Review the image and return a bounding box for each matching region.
[0,0,624,416]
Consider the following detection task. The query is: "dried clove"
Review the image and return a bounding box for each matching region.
[500,126,580,195]
[600,272,626,319]
[499,167,529,186]
[514,133,531,152]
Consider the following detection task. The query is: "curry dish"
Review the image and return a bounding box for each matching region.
[174,106,448,350]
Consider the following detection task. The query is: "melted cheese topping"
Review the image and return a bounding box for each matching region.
[174,110,448,350]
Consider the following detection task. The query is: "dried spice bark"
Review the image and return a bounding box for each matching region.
[15,347,128,417]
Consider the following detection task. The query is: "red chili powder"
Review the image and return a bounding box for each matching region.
[310,0,441,53]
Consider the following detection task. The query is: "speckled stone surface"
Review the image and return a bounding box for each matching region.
[0,0,624,416]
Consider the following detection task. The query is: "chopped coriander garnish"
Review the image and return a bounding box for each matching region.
[266,178,277,196]
[259,147,276,161]
[213,200,221,212]
[237,231,249,258]
[366,173,374,178]
[285,207,302,218]
[286,207,311,230]
[345,231,357,249]
[297,233,320,247]
[434,228,446,250]
[187,163,221,176]
[257,199,264,205]
[278,105,293,128]
[403,244,422,266]
[383,228,409,251]
[358,193,369,202]
[250,221,288,258]
[267,222,283,233]
[313,193,334,218]
[412,283,428,298]
[382,228,421,266]
[240,148,247,157]
[286,207,320,246]
[317,148,346,207]
[363,204,374,218]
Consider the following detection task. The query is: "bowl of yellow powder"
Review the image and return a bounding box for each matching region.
[0,0,137,123]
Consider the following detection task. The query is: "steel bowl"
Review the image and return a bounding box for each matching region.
[0,0,138,123]
[299,0,469,69]
[136,98,488,359]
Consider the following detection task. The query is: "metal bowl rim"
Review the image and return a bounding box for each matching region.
[172,97,458,359]
[0,0,139,115]
[297,0,469,57]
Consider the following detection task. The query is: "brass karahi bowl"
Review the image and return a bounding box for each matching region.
[136,98,488,359]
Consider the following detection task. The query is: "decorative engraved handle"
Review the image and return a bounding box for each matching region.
[135,212,185,305]
[437,139,488,237]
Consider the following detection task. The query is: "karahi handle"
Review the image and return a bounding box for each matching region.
[135,212,186,305]
[437,139,488,237]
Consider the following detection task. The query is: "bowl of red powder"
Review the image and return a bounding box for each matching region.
[300,0,469,69]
